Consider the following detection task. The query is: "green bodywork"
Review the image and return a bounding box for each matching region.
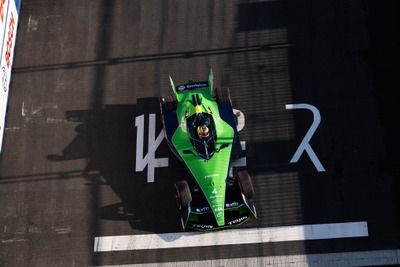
[169,70,235,227]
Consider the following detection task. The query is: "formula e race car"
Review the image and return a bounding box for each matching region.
[159,69,257,231]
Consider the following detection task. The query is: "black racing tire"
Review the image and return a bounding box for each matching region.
[236,170,254,199]
[160,95,177,112]
[214,86,231,103]
[174,180,192,209]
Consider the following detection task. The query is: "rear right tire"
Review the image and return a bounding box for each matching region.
[236,170,254,199]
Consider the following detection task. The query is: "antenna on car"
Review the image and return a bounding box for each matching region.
[192,94,202,107]
[191,94,196,106]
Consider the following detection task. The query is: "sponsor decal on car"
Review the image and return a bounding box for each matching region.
[227,216,248,225]
[192,224,213,229]
[195,206,210,212]
[204,173,219,179]
[185,82,208,89]
[176,82,208,92]
[177,85,186,91]
[225,201,239,208]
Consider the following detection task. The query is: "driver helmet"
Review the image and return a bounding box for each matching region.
[197,124,210,138]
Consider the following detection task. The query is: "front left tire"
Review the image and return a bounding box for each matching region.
[160,95,177,112]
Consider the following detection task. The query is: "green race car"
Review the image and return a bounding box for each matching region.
[160,69,257,231]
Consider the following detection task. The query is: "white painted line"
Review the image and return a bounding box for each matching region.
[92,249,400,267]
[231,157,246,167]
[135,114,168,183]
[285,103,326,172]
[94,221,368,252]
[240,140,246,150]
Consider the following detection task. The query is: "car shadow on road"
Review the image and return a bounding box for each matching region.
[46,97,185,234]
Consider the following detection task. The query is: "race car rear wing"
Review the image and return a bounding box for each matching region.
[169,68,213,102]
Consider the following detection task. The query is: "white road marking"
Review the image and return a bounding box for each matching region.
[93,221,368,252]
[21,101,25,116]
[27,15,39,32]
[93,249,400,267]
[286,103,326,172]
[135,114,168,183]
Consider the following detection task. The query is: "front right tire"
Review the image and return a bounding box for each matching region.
[214,86,231,103]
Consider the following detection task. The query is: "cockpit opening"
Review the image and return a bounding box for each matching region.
[187,112,216,160]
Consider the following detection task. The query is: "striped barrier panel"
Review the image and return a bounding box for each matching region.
[0,0,21,153]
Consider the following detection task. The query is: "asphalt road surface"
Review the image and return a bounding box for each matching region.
[1,0,399,266]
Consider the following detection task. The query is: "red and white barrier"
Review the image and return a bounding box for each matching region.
[0,0,20,153]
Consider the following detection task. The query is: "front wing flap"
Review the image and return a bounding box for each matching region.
[181,194,256,231]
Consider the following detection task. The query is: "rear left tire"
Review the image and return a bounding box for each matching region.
[174,180,192,209]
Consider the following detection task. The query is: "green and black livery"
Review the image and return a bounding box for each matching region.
[160,69,257,230]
